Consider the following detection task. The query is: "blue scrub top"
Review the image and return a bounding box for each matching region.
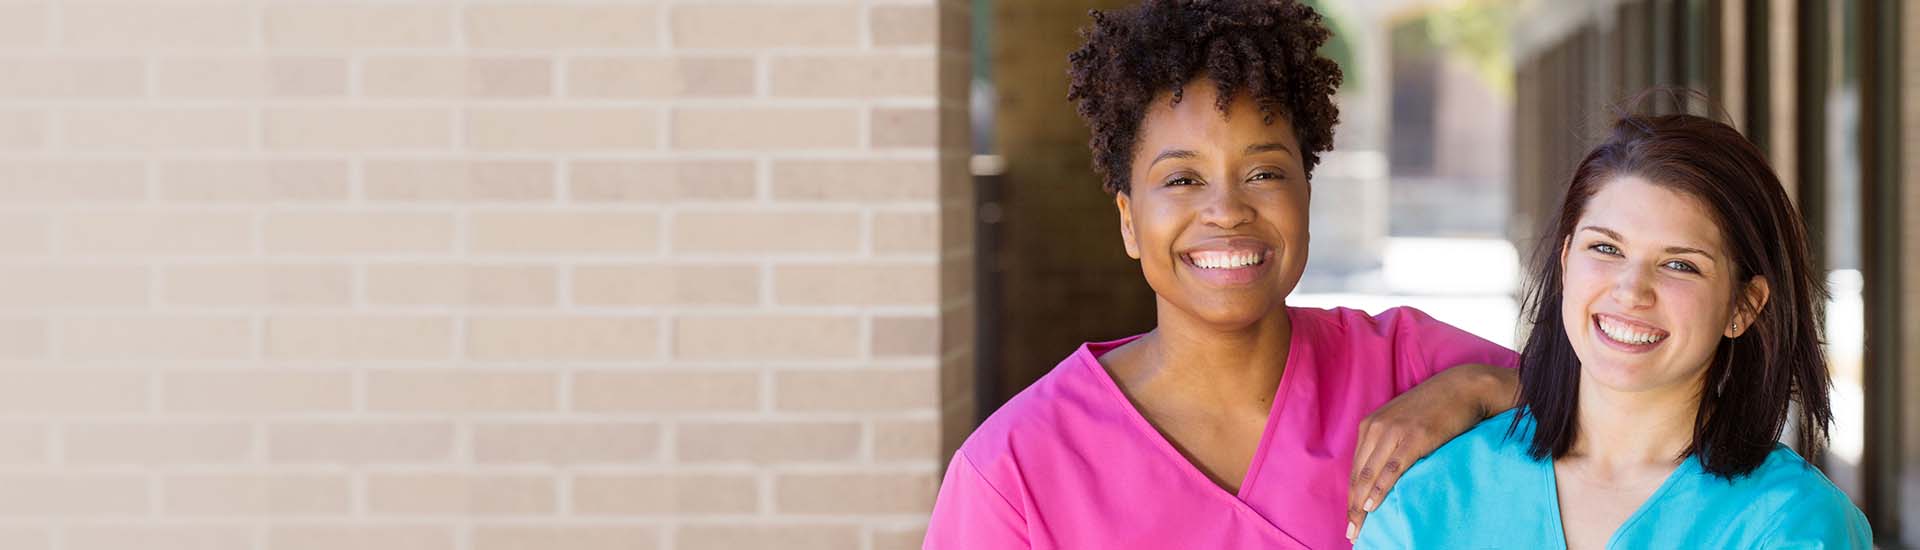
[1356,409,1872,549]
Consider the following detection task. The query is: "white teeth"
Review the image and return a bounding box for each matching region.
[1597,317,1665,345]
[1189,251,1264,269]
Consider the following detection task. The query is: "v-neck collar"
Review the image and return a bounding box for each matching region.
[1080,308,1305,538]
[1542,449,1699,550]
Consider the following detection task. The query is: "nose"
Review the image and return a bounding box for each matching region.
[1607,263,1656,309]
[1199,184,1255,229]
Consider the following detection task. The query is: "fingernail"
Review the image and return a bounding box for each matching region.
[1364,497,1376,512]
[1346,522,1357,540]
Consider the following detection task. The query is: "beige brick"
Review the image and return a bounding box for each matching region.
[677,525,859,550]
[265,212,455,254]
[163,371,351,414]
[468,108,657,151]
[573,474,756,515]
[268,422,455,464]
[62,3,253,48]
[0,424,45,464]
[366,264,555,306]
[673,5,858,49]
[873,316,939,357]
[873,107,939,148]
[775,263,938,306]
[871,5,937,47]
[65,422,252,465]
[777,370,937,412]
[366,370,557,413]
[266,5,454,48]
[872,526,929,550]
[467,5,657,48]
[570,160,755,202]
[266,316,454,360]
[672,211,860,254]
[0,474,147,517]
[65,526,252,550]
[874,418,939,461]
[0,58,144,99]
[0,265,147,308]
[0,214,48,254]
[153,57,348,98]
[57,317,252,360]
[164,474,350,516]
[0,319,45,359]
[367,474,554,516]
[676,316,859,360]
[158,159,350,202]
[676,421,860,463]
[0,110,44,149]
[0,160,144,203]
[772,56,936,97]
[467,317,659,360]
[270,526,453,550]
[60,109,251,151]
[365,56,552,98]
[58,211,252,256]
[365,159,553,202]
[471,422,659,464]
[571,371,758,412]
[772,159,937,201]
[469,211,658,254]
[264,108,452,150]
[0,371,147,414]
[571,264,758,306]
[875,209,940,253]
[775,472,935,514]
[567,57,754,98]
[0,4,45,48]
[472,526,659,550]
[672,108,858,150]
[165,264,353,306]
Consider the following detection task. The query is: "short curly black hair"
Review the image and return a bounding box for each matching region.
[1067,0,1344,195]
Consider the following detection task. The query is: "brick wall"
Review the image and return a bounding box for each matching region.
[0,2,965,549]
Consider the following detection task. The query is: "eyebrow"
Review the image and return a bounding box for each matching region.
[1148,143,1293,169]
[1148,149,1197,169]
[1245,142,1293,156]
[1576,225,1719,261]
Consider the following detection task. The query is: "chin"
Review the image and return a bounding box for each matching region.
[1186,300,1283,328]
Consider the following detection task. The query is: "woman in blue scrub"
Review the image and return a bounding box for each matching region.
[1353,112,1872,548]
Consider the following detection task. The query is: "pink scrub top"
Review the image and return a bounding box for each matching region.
[923,306,1519,550]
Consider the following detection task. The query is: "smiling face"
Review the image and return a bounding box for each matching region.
[1114,79,1310,329]
[1559,176,1768,397]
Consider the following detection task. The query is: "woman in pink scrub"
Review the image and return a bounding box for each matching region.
[924,1,1520,549]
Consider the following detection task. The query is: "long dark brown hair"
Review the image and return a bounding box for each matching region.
[1513,110,1832,479]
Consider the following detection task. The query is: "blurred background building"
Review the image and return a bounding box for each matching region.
[0,0,1911,548]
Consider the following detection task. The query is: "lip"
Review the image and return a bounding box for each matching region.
[1590,312,1669,354]
[1177,237,1276,287]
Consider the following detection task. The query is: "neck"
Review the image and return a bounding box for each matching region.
[1566,371,1703,471]
[1131,296,1293,401]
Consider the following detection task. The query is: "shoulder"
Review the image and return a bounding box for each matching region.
[1359,411,1544,547]
[1736,447,1874,545]
[1413,409,1536,478]
[1383,410,1538,506]
[957,337,1135,475]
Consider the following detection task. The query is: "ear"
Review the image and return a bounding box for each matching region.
[1726,275,1771,338]
[1115,192,1140,260]
[1558,235,1572,275]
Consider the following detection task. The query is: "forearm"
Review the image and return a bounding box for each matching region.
[1448,363,1518,419]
